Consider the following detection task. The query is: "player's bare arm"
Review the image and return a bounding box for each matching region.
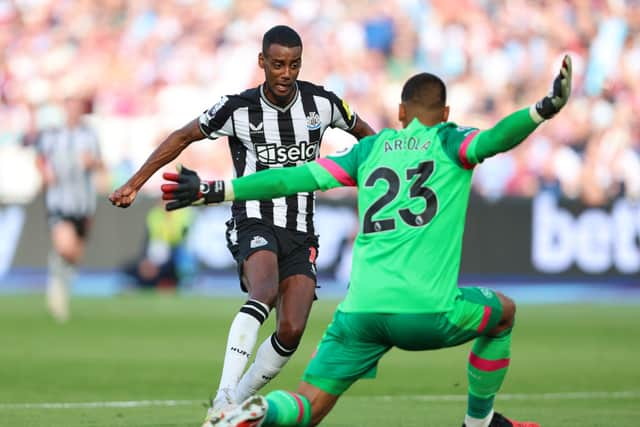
[160,162,321,211]
[36,155,56,187]
[109,118,204,208]
[349,115,375,139]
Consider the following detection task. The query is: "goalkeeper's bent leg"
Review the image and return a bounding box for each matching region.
[465,327,512,427]
[262,390,312,426]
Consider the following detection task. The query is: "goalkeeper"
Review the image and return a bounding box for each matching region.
[162,56,572,427]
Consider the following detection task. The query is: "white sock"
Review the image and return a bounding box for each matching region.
[46,252,74,322]
[235,333,295,402]
[215,299,269,404]
[464,409,494,427]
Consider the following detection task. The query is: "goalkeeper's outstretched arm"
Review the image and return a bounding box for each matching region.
[160,163,323,210]
[464,55,572,165]
[229,165,321,201]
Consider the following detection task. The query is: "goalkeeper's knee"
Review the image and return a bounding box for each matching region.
[489,292,515,336]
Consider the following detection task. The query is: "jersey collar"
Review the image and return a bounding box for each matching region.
[407,117,425,130]
[260,82,299,112]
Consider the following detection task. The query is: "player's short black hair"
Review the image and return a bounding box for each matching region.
[401,73,446,110]
[262,25,302,54]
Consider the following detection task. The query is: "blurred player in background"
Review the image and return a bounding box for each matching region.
[109,25,375,423]
[162,55,572,427]
[34,96,102,322]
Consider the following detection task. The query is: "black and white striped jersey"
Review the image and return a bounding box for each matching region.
[35,124,101,217]
[198,81,357,234]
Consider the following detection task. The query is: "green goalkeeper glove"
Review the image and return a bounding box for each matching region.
[161,164,225,211]
[531,54,572,123]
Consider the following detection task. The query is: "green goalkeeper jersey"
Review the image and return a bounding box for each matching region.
[308,118,479,313]
[230,108,539,313]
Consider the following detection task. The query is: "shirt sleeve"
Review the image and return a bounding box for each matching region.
[34,130,51,158]
[311,139,366,189]
[326,91,357,131]
[84,127,102,160]
[198,95,235,139]
[231,163,321,201]
[438,124,481,169]
[231,142,364,200]
[34,132,45,156]
[466,107,540,164]
[438,107,540,168]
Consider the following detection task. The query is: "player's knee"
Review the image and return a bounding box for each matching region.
[246,281,278,307]
[497,292,516,329]
[276,321,305,349]
[56,246,81,265]
[243,268,279,306]
[486,292,516,337]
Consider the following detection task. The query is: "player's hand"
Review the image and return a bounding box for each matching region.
[533,54,572,121]
[160,164,225,211]
[109,184,138,208]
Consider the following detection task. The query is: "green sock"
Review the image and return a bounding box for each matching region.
[263,390,312,426]
[467,328,512,418]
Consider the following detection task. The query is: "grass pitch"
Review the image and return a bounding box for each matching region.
[1,293,639,426]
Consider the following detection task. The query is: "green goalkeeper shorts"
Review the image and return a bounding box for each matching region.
[302,287,504,395]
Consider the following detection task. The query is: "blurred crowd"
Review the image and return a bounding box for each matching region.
[1,0,639,206]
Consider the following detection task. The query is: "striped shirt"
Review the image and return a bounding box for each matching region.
[35,124,101,217]
[198,81,357,233]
